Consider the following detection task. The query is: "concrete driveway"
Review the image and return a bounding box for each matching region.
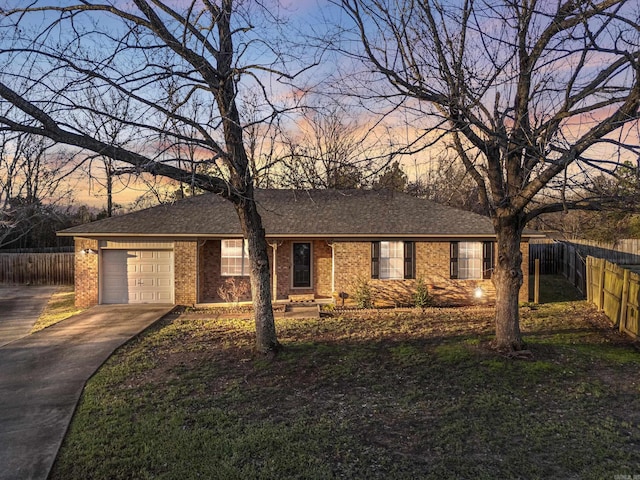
[0,286,58,347]
[0,304,173,480]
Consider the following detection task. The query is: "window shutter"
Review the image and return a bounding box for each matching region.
[482,241,494,279]
[404,241,415,279]
[450,242,459,279]
[371,241,380,279]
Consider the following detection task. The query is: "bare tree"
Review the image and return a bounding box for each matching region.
[0,132,73,248]
[537,163,640,241]
[407,152,487,215]
[276,105,394,189]
[83,91,139,217]
[340,0,640,350]
[0,1,312,353]
[241,91,282,189]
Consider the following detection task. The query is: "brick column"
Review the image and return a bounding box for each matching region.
[174,240,198,305]
[74,237,99,308]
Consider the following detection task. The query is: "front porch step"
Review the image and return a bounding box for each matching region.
[288,294,315,302]
[284,304,320,319]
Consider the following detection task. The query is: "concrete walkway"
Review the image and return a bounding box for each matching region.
[0,286,58,347]
[0,304,173,480]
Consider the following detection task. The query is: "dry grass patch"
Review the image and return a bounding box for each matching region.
[31,285,84,333]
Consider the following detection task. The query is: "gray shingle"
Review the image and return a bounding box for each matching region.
[59,189,498,237]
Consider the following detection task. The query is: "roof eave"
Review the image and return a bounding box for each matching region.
[58,232,530,239]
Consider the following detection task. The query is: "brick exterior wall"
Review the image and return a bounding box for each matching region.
[74,236,530,307]
[74,237,99,308]
[274,240,332,300]
[198,240,259,303]
[333,240,531,306]
[198,239,333,302]
[174,240,198,305]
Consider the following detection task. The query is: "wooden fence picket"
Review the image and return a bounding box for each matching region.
[584,256,640,340]
[0,253,74,285]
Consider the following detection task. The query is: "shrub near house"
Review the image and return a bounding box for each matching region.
[59,189,539,308]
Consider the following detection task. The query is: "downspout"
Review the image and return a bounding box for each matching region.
[327,241,335,297]
[269,241,279,301]
[197,239,207,304]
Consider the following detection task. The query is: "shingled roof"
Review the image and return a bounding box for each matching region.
[60,189,502,238]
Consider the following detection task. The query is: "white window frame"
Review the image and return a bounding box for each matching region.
[379,241,404,280]
[458,241,483,280]
[221,239,249,277]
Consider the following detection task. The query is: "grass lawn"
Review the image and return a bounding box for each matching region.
[51,276,640,479]
[31,285,84,333]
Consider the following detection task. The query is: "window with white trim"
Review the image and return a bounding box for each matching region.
[372,241,416,280]
[450,241,494,280]
[379,241,404,279]
[221,239,248,276]
[458,242,483,279]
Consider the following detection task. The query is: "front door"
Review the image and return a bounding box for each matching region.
[293,242,311,288]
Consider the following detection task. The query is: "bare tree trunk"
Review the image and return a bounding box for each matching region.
[235,194,280,355]
[492,218,525,351]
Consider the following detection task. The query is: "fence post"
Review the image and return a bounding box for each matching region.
[598,258,606,311]
[620,268,630,333]
[586,256,592,303]
[534,259,540,304]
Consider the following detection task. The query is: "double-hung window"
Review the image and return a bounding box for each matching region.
[221,239,248,276]
[450,241,494,279]
[371,241,415,280]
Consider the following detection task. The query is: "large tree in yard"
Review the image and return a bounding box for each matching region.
[0,0,309,354]
[340,0,640,351]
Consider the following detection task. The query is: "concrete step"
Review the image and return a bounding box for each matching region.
[284,304,320,319]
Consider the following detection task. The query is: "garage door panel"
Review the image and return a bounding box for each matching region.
[139,264,156,274]
[102,249,174,304]
[157,264,172,274]
[157,291,173,302]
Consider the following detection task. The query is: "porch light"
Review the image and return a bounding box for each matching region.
[81,248,97,255]
[474,287,483,299]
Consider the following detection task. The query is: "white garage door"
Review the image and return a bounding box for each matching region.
[101,250,173,304]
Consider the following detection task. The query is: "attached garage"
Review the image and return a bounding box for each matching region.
[101,249,174,304]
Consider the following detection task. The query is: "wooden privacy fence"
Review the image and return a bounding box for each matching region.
[0,252,74,285]
[529,241,565,274]
[571,238,640,262]
[586,256,640,340]
[529,240,586,296]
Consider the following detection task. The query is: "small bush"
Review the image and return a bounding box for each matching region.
[352,276,374,309]
[217,277,250,305]
[413,278,433,309]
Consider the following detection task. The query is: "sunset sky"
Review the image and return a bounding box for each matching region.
[1,1,637,213]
